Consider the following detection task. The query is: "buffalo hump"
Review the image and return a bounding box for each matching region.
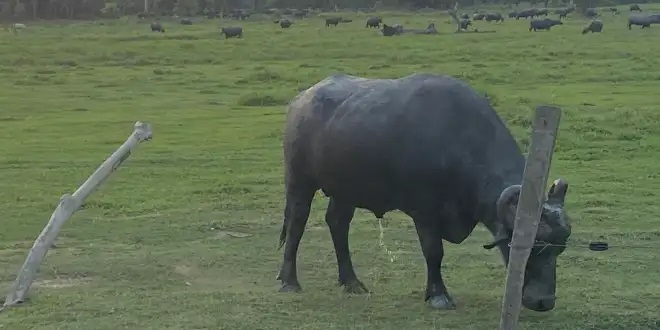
[285,73,524,241]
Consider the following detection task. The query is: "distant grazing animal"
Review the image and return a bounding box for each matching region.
[180,18,193,25]
[530,18,563,31]
[473,13,486,20]
[630,4,642,12]
[585,8,598,18]
[628,13,660,29]
[508,11,518,18]
[582,20,603,33]
[485,13,504,23]
[459,18,472,30]
[150,22,165,33]
[279,19,293,28]
[366,16,382,28]
[221,26,243,38]
[555,7,574,19]
[325,17,341,27]
[277,72,573,312]
[516,8,540,19]
[536,8,549,16]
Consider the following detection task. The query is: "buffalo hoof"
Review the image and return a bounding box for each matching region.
[279,283,302,293]
[428,295,456,310]
[341,279,369,294]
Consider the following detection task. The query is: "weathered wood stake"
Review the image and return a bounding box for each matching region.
[1,121,152,312]
[499,106,562,330]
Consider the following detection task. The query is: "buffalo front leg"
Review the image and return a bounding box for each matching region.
[413,218,456,310]
[276,186,315,293]
[325,198,368,294]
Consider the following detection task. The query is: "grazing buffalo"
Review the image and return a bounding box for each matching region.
[582,20,603,33]
[555,7,574,19]
[150,22,165,33]
[277,73,573,312]
[279,19,293,28]
[585,8,598,18]
[628,13,660,29]
[630,4,642,12]
[485,13,504,22]
[366,16,383,28]
[509,11,518,18]
[220,26,242,38]
[516,8,540,19]
[180,18,193,25]
[530,18,563,31]
[473,13,486,20]
[325,17,341,27]
[459,18,472,30]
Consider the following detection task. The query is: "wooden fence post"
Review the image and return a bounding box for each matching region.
[499,106,562,330]
[1,121,153,312]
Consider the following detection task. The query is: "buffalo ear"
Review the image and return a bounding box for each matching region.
[547,178,568,205]
[496,184,521,230]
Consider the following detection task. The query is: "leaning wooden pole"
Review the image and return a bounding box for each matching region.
[499,106,562,330]
[1,121,153,312]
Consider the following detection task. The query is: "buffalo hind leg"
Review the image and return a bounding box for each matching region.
[325,197,368,294]
[413,217,456,310]
[276,184,316,293]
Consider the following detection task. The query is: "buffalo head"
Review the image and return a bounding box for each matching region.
[492,178,571,312]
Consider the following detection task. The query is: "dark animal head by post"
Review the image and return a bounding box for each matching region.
[490,179,571,312]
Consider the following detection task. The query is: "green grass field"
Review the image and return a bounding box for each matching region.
[1,7,660,329]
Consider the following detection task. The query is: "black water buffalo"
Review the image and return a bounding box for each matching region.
[180,18,193,25]
[585,8,598,18]
[509,11,518,18]
[516,8,539,19]
[530,18,563,31]
[220,26,242,38]
[279,19,292,28]
[325,17,341,27]
[630,4,642,12]
[485,13,504,22]
[628,13,660,29]
[150,22,165,32]
[555,7,574,19]
[366,16,382,28]
[459,18,472,30]
[473,13,486,20]
[277,73,573,312]
[582,20,603,33]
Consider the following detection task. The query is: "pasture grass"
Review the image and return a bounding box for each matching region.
[1,7,660,329]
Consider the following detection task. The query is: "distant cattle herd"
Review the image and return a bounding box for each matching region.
[133,3,660,39]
